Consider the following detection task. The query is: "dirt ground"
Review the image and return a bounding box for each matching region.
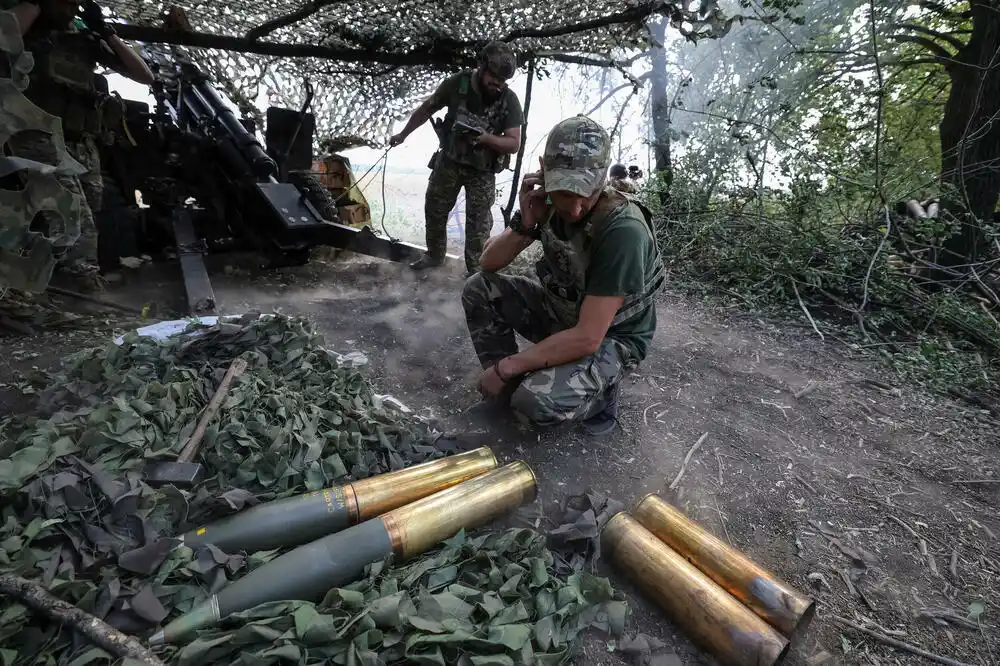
[2,251,997,666]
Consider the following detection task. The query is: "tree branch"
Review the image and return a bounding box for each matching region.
[503,58,535,223]
[114,25,641,71]
[896,22,967,51]
[890,57,950,68]
[501,3,662,41]
[918,0,972,20]
[246,0,347,41]
[887,33,955,61]
[0,574,165,665]
[116,24,465,67]
[586,72,652,115]
[533,52,625,67]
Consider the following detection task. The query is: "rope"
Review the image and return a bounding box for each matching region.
[379,148,396,242]
[330,147,390,206]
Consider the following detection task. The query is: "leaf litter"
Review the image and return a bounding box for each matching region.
[0,313,628,665]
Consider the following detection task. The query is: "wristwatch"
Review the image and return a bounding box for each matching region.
[508,210,541,240]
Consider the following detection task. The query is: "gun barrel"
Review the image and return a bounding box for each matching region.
[193,79,275,180]
[180,447,498,553]
[149,461,536,645]
[631,494,815,641]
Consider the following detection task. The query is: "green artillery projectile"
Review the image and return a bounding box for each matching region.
[149,461,537,645]
[181,447,497,554]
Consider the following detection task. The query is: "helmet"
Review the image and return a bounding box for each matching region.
[542,115,611,196]
[479,41,516,80]
[609,164,628,179]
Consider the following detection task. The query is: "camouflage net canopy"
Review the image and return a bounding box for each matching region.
[101,0,734,146]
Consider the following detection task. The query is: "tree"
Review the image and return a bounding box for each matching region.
[896,0,1000,269]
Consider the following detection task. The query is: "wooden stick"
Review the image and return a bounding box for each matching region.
[178,357,249,462]
[791,281,824,340]
[669,432,708,490]
[46,285,143,315]
[833,615,973,666]
[0,574,164,665]
[794,380,819,399]
[951,479,1000,484]
[888,514,922,540]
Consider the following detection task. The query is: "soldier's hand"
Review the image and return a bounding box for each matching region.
[477,365,509,400]
[81,0,114,38]
[388,133,405,147]
[518,156,547,230]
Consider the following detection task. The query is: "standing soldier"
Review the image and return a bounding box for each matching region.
[390,41,523,275]
[7,0,154,288]
[461,115,665,436]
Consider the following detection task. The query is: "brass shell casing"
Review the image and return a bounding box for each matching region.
[603,513,789,666]
[631,494,816,641]
[350,446,498,521]
[380,461,537,559]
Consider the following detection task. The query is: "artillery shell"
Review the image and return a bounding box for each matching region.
[631,494,815,641]
[150,461,536,645]
[602,513,789,666]
[181,447,497,553]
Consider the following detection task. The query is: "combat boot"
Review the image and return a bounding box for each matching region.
[582,383,620,436]
[410,254,445,270]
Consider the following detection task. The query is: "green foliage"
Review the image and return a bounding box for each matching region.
[0,314,624,665]
[169,529,626,666]
[634,0,1000,392]
[645,181,1000,392]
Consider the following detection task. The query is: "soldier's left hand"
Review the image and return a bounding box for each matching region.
[471,133,492,148]
[477,365,508,399]
[81,0,114,38]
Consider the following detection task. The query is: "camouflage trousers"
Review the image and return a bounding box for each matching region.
[462,271,632,427]
[7,130,101,269]
[425,154,496,273]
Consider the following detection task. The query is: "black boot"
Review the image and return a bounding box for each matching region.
[582,383,620,436]
[410,254,445,270]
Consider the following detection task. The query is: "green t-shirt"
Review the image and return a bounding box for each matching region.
[431,71,524,132]
[548,209,659,362]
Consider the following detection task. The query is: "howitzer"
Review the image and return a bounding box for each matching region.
[97,51,436,315]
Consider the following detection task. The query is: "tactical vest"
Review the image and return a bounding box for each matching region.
[535,188,666,331]
[22,26,118,139]
[441,71,511,173]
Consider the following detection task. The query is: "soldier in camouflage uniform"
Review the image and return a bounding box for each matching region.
[609,163,637,194]
[390,41,523,275]
[462,115,666,436]
[6,0,153,284]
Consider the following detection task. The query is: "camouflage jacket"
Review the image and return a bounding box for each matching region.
[21,20,120,137]
[535,187,666,329]
[440,70,514,173]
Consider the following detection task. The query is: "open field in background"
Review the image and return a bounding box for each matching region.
[352,165,514,255]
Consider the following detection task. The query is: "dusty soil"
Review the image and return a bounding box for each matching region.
[2,251,997,666]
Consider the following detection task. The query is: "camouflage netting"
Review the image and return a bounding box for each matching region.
[101,0,736,145]
[0,313,629,665]
[0,9,87,293]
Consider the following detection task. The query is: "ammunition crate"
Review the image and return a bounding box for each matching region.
[312,157,351,190]
[339,203,369,228]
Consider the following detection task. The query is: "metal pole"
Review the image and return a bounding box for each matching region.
[502,58,535,225]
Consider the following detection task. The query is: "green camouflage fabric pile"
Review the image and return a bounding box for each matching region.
[0,313,627,665]
[0,8,88,293]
